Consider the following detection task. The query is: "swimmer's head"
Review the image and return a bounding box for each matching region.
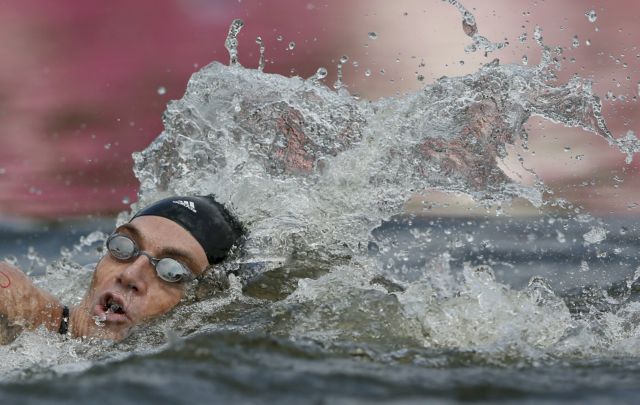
[131,195,245,265]
[74,195,244,341]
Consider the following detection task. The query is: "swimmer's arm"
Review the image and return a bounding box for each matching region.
[0,263,64,335]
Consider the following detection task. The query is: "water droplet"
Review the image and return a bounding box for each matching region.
[585,9,597,22]
[521,55,528,65]
[571,35,580,48]
[583,226,607,244]
[364,69,371,77]
[122,196,130,204]
[459,60,465,65]
[157,86,167,95]
[93,314,106,327]
[104,143,111,150]
[620,226,628,235]
[288,41,295,50]
[580,260,590,272]
[368,32,378,40]
[352,60,359,67]
[461,16,477,37]
[563,146,571,152]
[310,66,327,81]
[518,32,527,43]
[334,57,348,89]
[585,39,591,46]
[379,68,385,75]
[276,35,283,41]
[575,154,584,160]
[417,74,424,82]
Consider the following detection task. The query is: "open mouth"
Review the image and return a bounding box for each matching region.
[104,295,125,314]
[94,292,129,323]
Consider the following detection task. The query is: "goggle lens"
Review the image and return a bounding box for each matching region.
[155,258,189,283]
[107,234,137,260]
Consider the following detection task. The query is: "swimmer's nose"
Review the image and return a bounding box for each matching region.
[116,255,149,294]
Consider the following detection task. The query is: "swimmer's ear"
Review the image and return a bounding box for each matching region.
[193,265,230,300]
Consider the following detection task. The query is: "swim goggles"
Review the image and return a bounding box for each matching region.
[106,233,195,283]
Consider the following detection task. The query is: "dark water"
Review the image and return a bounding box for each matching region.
[4,331,640,404]
[372,215,640,291]
[2,216,640,404]
[0,218,112,271]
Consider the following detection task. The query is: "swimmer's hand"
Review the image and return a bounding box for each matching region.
[0,263,64,344]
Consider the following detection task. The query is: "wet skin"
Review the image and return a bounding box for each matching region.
[0,216,208,342]
[72,216,209,340]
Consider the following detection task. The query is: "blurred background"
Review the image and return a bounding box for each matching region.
[0,0,638,222]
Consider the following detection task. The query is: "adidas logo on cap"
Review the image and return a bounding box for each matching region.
[173,200,197,213]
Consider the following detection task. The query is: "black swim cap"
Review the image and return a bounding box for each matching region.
[131,195,244,265]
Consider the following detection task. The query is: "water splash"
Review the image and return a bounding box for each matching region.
[131,39,639,274]
[225,19,245,66]
[583,226,607,244]
[334,55,349,89]
[442,0,508,54]
[533,25,543,46]
[255,36,265,71]
[93,314,106,327]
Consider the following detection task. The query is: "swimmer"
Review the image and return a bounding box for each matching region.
[0,195,244,343]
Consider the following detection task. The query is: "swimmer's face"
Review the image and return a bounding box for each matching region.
[78,216,208,341]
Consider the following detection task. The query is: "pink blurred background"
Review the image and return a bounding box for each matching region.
[0,0,638,220]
